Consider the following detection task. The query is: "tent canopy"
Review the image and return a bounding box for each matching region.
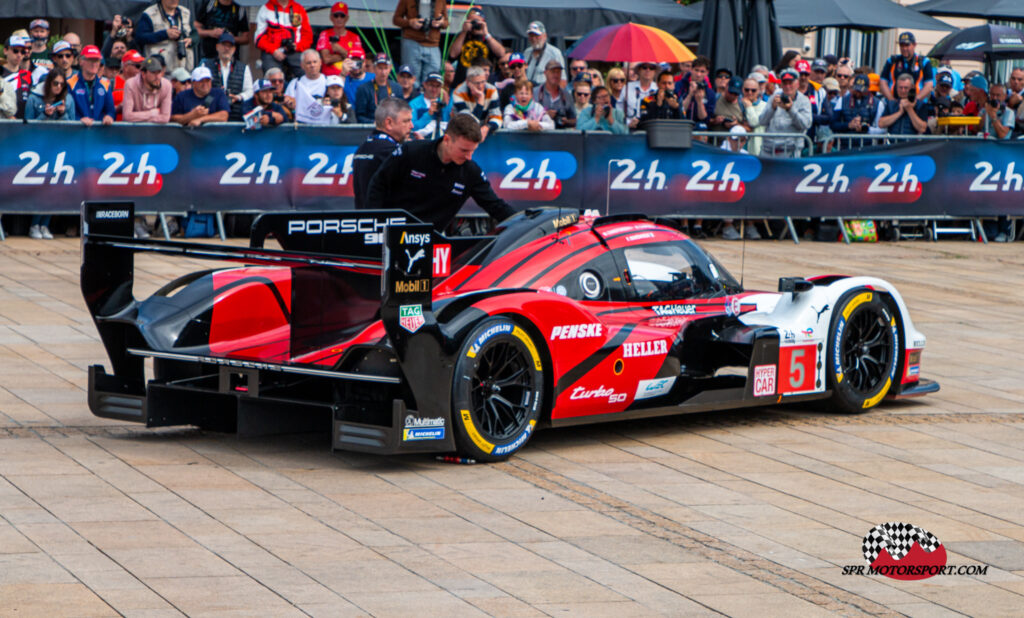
[911,0,1024,21]
[772,0,955,32]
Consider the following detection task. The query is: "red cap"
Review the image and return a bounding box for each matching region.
[768,71,781,84]
[349,47,365,59]
[80,45,102,60]
[795,59,811,74]
[123,50,144,64]
[332,2,348,14]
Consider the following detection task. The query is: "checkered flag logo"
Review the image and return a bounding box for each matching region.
[863,521,942,564]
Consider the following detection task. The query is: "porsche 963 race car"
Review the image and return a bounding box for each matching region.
[82,204,938,461]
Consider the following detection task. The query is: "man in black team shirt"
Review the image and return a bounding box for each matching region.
[352,97,413,208]
[365,113,515,230]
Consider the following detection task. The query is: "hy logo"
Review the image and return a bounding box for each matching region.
[862,522,947,581]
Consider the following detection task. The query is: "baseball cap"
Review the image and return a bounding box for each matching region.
[715,67,733,78]
[659,62,672,72]
[143,56,164,72]
[898,31,916,45]
[779,68,798,81]
[937,72,953,87]
[747,72,766,84]
[349,47,365,60]
[325,75,344,87]
[254,78,275,92]
[218,32,235,45]
[105,57,121,71]
[572,71,592,84]
[545,59,563,70]
[50,40,72,55]
[191,65,213,81]
[80,45,102,60]
[727,75,743,94]
[729,125,748,139]
[424,72,443,84]
[468,7,484,17]
[868,73,880,92]
[823,54,839,65]
[374,52,391,65]
[7,35,28,48]
[970,74,989,92]
[527,21,546,36]
[170,67,191,82]
[811,59,827,72]
[123,50,144,64]
[30,19,49,31]
[332,1,348,14]
[795,60,811,74]
[823,77,840,92]
[398,64,414,76]
[852,74,869,92]
[768,71,781,84]
[508,52,525,66]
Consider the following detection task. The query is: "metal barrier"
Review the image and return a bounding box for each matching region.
[824,132,991,153]
[694,131,815,158]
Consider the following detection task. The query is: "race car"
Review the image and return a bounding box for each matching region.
[82,203,938,462]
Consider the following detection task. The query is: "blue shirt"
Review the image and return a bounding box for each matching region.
[68,74,115,121]
[344,73,373,112]
[409,93,452,131]
[171,86,231,116]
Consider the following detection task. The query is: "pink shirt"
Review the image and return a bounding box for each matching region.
[122,74,173,123]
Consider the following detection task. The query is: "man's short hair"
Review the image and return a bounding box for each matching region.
[446,113,483,143]
[265,67,285,79]
[692,55,711,70]
[466,65,486,80]
[513,78,533,92]
[375,97,411,128]
[301,49,319,62]
[657,70,674,83]
[471,55,492,69]
[896,72,914,85]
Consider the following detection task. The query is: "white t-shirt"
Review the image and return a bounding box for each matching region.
[624,80,658,120]
[285,74,326,100]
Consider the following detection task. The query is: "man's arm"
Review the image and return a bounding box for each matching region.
[466,163,515,222]
[879,59,895,100]
[365,149,403,210]
[907,103,928,134]
[789,96,812,130]
[877,102,902,129]
[135,12,166,46]
[355,84,374,122]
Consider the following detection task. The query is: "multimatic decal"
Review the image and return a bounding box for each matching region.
[213,275,292,322]
[554,323,635,395]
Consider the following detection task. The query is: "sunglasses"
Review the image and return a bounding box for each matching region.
[638,65,656,70]
[332,12,347,18]
[837,74,851,78]
[610,77,625,83]
[575,91,590,96]
[743,88,758,93]
[269,78,284,83]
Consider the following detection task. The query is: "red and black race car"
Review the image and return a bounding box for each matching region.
[82,204,938,461]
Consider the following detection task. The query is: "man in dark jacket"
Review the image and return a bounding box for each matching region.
[365,114,515,230]
[353,97,413,209]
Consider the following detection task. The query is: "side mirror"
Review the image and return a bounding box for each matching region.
[778,277,814,294]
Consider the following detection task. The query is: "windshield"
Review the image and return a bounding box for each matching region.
[624,240,741,300]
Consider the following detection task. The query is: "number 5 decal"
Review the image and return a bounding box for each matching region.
[778,344,817,394]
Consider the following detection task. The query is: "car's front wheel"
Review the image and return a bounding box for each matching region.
[827,289,900,414]
[451,317,545,462]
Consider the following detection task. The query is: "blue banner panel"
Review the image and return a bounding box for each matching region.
[0,121,1021,216]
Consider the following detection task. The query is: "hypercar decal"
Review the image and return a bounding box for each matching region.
[554,323,635,395]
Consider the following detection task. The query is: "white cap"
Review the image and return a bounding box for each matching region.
[191,66,213,81]
[729,125,748,139]
[325,75,344,88]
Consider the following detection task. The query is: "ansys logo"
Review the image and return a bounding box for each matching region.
[842,521,987,580]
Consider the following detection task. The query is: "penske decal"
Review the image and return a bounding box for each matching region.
[550,324,602,340]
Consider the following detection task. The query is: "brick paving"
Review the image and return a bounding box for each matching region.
[1,236,1023,616]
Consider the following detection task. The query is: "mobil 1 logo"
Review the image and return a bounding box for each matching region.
[385,224,434,300]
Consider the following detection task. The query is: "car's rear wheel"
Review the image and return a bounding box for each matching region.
[451,318,545,462]
[827,289,899,414]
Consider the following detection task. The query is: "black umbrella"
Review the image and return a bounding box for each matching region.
[929,24,1024,63]
[912,0,1024,21]
[698,0,743,74]
[773,0,954,32]
[736,0,781,78]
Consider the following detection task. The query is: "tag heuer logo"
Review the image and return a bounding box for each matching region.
[399,304,425,333]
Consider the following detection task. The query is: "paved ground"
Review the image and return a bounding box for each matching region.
[1,235,1023,617]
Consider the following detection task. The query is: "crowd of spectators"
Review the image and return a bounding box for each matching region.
[2,1,1023,241]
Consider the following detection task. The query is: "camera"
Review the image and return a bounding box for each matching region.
[907,89,916,103]
[330,97,343,108]
[417,15,436,34]
[988,98,1001,109]
[281,38,296,54]
[472,21,484,32]
[780,94,790,104]
[329,35,339,43]
[176,40,188,59]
